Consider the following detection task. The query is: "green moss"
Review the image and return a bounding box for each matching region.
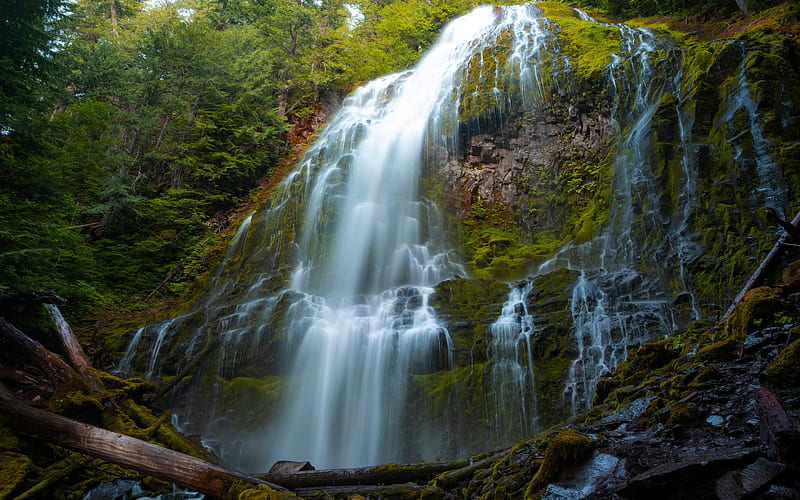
[223,376,283,413]
[629,341,679,372]
[0,452,34,499]
[696,338,739,362]
[431,278,509,365]
[724,286,788,339]
[237,484,299,499]
[524,430,593,498]
[538,2,624,78]
[764,338,800,388]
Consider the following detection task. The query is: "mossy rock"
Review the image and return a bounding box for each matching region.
[724,286,791,339]
[764,338,800,388]
[237,484,300,499]
[538,2,624,78]
[0,451,34,499]
[629,341,679,372]
[524,429,594,498]
[430,278,509,365]
[222,375,284,423]
[696,338,739,362]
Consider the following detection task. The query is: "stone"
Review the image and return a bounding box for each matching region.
[714,458,785,500]
[268,461,315,473]
[617,448,756,497]
[541,452,626,499]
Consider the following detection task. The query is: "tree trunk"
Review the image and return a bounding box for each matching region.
[724,210,800,319]
[0,319,85,390]
[0,399,294,500]
[44,304,93,378]
[109,0,120,37]
[256,459,470,489]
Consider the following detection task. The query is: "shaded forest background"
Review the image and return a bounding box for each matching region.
[0,0,782,326]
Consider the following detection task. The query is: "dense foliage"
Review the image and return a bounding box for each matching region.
[0,0,522,316]
[1,0,793,317]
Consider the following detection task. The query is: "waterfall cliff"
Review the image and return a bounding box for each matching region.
[119,2,799,471]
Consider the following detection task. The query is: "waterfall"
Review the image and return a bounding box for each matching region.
[116,2,785,470]
[720,44,787,217]
[262,4,558,469]
[487,283,538,439]
[534,10,684,414]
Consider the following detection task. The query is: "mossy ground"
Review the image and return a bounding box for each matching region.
[0,369,215,499]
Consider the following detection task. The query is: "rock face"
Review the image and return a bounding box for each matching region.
[436,99,613,235]
[453,281,800,499]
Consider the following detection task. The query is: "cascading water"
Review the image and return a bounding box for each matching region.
[533,10,689,414]
[487,283,538,439]
[117,1,787,472]
[721,44,788,216]
[263,5,561,469]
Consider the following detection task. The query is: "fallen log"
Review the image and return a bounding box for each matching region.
[0,319,86,389]
[723,210,800,319]
[295,482,444,497]
[0,399,294,500]
[256,459,471,489]
[44,304,93,378]
[430,450,508,489]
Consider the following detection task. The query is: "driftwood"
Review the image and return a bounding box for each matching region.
[256,459,471,489]
[0,319,85,389]
[44,304,93,378]
[0,399,293,499]
[724,210,800,319]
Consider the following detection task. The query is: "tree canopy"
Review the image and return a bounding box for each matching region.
[2,0,783,315]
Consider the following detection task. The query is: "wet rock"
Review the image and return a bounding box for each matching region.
[269,460,315,473]
[600,395,656,425]
[714,458,785,500]
[743,332,769,351]
[762,484,800,499]
[706,415,724,427]
[541,452,626,499]
[617,448,756,497]
[81,480,144,500]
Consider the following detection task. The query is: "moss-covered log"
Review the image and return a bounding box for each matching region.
[256,460,470,489]
[0,399,294,500]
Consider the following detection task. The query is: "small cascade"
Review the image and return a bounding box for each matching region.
[265,286,452,468]
[564,272,673,412]
[720,45,787,216]
[487,283,538,440]
[540,9,684,414]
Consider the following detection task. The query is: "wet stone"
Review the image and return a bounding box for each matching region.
[706,415,724,427]
[743,332,768,351]
[714,458,785,500]
[600,395,656,424]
